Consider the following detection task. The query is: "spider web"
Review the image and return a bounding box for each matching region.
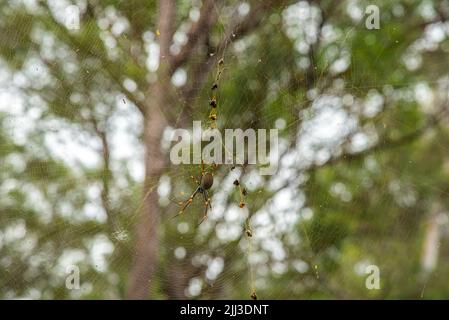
[1,0,449,300]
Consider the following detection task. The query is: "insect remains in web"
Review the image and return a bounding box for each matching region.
[172,58,249,225]
[172,56,253,298]
[208,58,225,129]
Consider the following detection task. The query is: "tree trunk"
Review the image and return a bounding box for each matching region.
[126,0,175,299]
[126,83,169,299]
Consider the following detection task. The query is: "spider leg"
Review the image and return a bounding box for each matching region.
[189,175,200,185]
[172,187,200,219]
[204,189,212,210]
[197,190,212,226]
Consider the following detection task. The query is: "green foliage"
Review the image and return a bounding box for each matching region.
[1,0,449,300]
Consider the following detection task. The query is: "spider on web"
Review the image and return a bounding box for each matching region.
[172,57,248,226]
[171,56,257,299]
[173,161,246,226]
[173,161,215,226]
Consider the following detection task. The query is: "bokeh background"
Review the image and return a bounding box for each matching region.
[1,0,449,299]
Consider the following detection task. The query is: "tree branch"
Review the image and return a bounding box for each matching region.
[310,107,449,171]
[38,3,147,115]
[178,0,294,125]
[89,116,114,228]
[158,0,176,58]
[168,0,221,75]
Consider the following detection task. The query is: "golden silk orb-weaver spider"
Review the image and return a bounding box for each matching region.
[174,161,216,226]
